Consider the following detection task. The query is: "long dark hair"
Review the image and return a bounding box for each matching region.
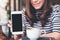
[25,0,52,27]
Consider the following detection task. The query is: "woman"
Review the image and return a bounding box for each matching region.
[8,0,60,40]
[23,0,60,40]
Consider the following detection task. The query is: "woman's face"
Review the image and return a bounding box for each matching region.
[31,0,45,9]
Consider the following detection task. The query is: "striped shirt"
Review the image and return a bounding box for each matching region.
[22,4,60,35]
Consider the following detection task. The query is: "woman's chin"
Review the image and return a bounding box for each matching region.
[34,7,41,10]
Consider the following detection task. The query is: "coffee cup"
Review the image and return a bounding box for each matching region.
[26,27,40,40]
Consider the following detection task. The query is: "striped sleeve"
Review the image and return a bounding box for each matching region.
[52,5,60,32]
[22,10,31,27]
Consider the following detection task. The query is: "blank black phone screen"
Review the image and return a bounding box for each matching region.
[12,14,22,32]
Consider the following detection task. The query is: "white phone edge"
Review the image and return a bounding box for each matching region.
[11,11,24,34]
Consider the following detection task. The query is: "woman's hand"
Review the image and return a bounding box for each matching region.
[8,20,12,31]
[41,32,60,40]
[7,20,25,40]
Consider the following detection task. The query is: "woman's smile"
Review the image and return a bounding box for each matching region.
[31,0,44,9]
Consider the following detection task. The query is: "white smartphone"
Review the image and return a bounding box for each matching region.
[11,11,23,34]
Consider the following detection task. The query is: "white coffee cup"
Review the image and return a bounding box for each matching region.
[26,27,40,40]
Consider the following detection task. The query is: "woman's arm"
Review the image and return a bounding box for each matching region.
[41,32,60,40]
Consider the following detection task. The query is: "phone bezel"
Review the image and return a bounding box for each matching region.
[11,11,24,34]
